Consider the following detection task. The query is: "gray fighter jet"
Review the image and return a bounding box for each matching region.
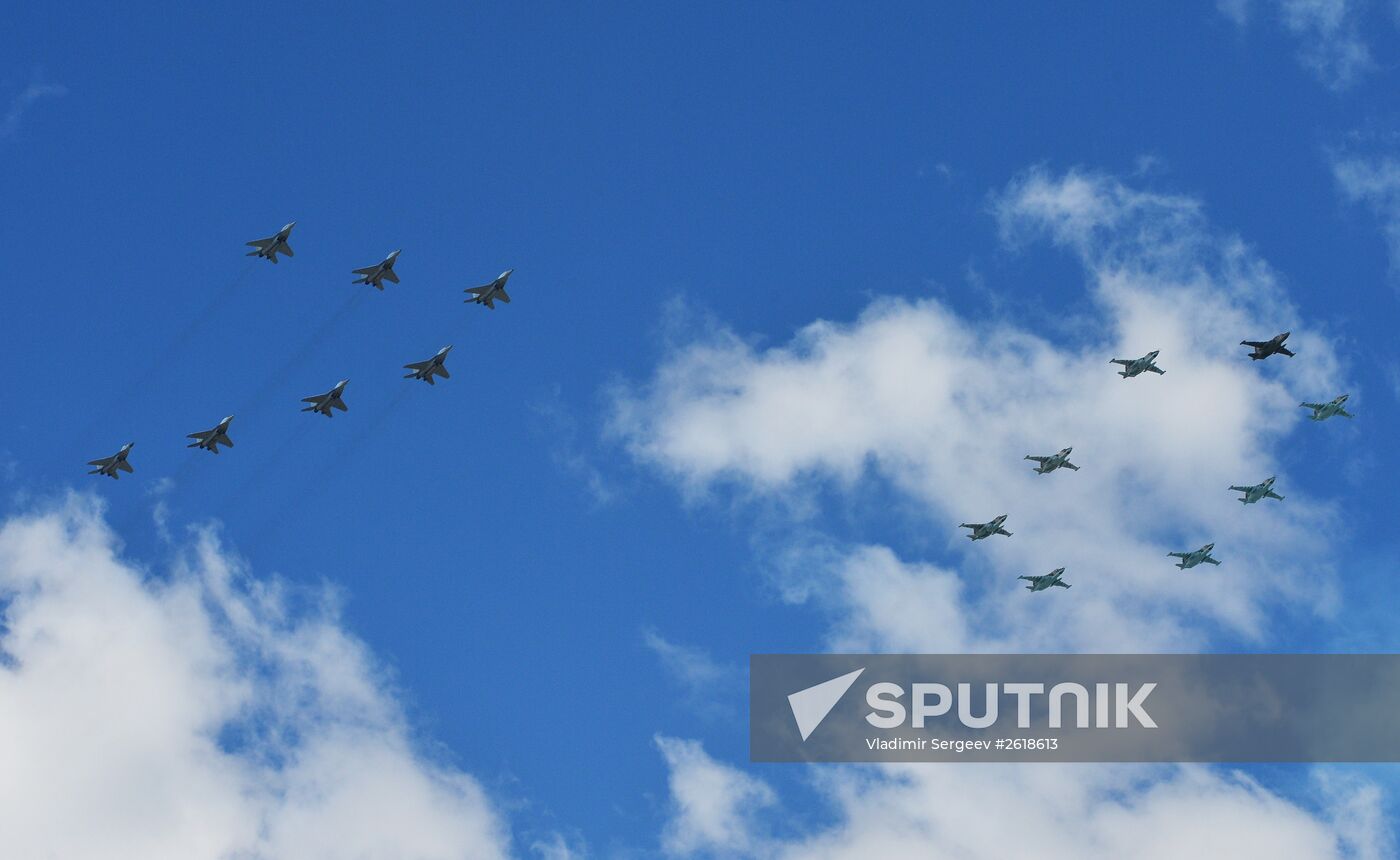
[87,443,134,479]
[404,346,452,384]
[959,514,1012,541]
[1242,332,1294,361]
[352,250,401,290]
[1230,476,1283,505]
[1300,394,1353,421]
[1110,350,1165,378]
[1019,567,1071,591]
[1025,447,1079,474]
[187,416,234,454]
[1169,543,1221,569]
[301,380,349,417]
[465,269,514,309]
[246,222,296,263]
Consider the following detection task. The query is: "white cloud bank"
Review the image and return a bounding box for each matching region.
[615,167,1347,652]
[0,494,511,860]
[615,168,1387,857]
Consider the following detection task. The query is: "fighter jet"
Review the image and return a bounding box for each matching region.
[246,222,296,263]
[403,346,452,384]
[1300,394,1353,422]
[352,250,401,290]
[1168,543,1221,570]
[1241,332,1294,361]
[1230,476,1284,505]
[464,269,514,309]
[1110,350,1165,378]
[1019,567,1071,591]
[186,416,235,454]
[1025,447,1079,474]
[301,380,349,417]
[959,514,1012,541]
[87,443,134,479]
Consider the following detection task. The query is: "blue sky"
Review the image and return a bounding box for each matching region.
[3,3,1400,857]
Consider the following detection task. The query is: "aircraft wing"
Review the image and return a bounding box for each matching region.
[403,360,432,371]
[1053,580,1070,588]
[1147,365,1165,374]
[465,286,490,296]
[1110,359,1131,366]
[495,289,511,303]
[1204,557,1221,565]
[301,395,326,404]
[246,237,274,249]
[117,460,134,473]
[1167,552,1186,558]
[332,399,348,411]
[383,269,400,284]
[352,266,379,276]
[1228,485,1250,492]
[433,365,450,378]
[1025,455,1048,462]
[1242,340,1269,348]
[87,456,114,467]
[1276,347,1295,357]
[1300,402,1324,410]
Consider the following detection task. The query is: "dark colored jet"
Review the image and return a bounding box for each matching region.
[1241,332,1294,361]
[246,222,295,263]
[301,380,349,417]
[1019,567,1071,591]
[404,346,452,384]
[187,415,235,454]
[87,443,134,479]
[959,514,1012,541]
[352,250,401,290]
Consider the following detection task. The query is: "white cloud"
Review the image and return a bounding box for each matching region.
[0,494,512,860]
[1221,0,1375,90]
[614,168,1347,650]
[624,167,1383,855]
[644,628,732,698]
[1332,154,1400,276]
[655,736,774,858]
[763,764,1385,859]
[1,80,65,138]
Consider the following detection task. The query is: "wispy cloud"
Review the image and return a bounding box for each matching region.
[1332,152,1400,276]
[1221,0,1376,90]
[1,80,66,139]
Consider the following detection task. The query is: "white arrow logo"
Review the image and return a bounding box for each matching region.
[787,668,865,741]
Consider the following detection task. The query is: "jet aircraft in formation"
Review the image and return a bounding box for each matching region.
[87,443,135,479]
[302,380,350,417]
[959,515,1012,541]
[352,250,402,290]
[1025,447,1079,474]
[1110,350,1165,378]
[1169,543,1221,570]
[246,222,296,263]
[1020,568,1071,591]
[1300,394,1352,421]
[1230,476,1283,505]
[186,416,235,454]
[404,346,453,384]
[1242,332,1294,361]
[465,270,514,309]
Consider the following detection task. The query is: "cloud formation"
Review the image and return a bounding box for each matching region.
[1333,154,1400,277]
[1,80,65,138]
[0,495,511,860]
[1220,0,1375,90]
[615,168,1383,856]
